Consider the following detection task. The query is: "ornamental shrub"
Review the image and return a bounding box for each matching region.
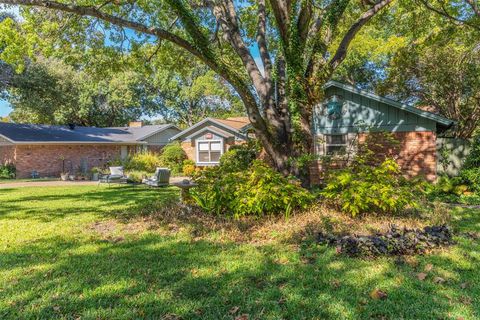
[159,142,187,175]
[463,133,480,169]
[321,158,418,217]
[126,151,161,173]
[191,160,314,218]
[460,167,480,192]
[0,163,15,179]
[182,159,196,177]
[219,140,260,172]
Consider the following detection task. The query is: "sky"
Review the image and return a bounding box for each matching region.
[0,100,11,117]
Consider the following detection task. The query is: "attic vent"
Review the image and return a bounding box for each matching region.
[68,123,75,130]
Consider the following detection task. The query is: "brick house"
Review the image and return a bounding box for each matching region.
[310,81,454,182]
[0,122,180,178]
[170,117,251,165]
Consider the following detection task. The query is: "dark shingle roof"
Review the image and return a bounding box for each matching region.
[0,122,174,144]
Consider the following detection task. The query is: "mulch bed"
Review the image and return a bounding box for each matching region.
[316,225,454,257]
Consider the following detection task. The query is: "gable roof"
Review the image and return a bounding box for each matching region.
[324,81,454,127]
[109,124,180,141]
[170,117,250,141]
[0,122,178,144]
[214,117,251,130]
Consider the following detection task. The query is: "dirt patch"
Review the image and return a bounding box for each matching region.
[100,201,446,245]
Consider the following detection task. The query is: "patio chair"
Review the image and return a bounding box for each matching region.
[142,167,170,187]
[99,166,128,185]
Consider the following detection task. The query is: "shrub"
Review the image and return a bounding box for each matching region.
[126,170,149,183]
[463,133,480,169]
[182,159,196,177]
[219,140,259,172]
[321,158,418,216]
[159,142,187,175]
[191,160,314,218]
[0,162,15,179]
[126,152,161,173]
[460,167,480,193]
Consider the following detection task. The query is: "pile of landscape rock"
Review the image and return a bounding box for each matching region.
[317,225,454,257]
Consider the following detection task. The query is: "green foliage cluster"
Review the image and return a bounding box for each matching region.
[182,159,196,177]
[158,142,187,175]
[322,158,418,217]
[126,170,149,184]
[125,152,162,173]
[424,175,480,206]
[192,159,313,219]
[0,162,16,179]
[321,132,417,217]
[218,141,260,172]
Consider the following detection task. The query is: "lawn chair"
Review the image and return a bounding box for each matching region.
[142,167,170,187]
[99,166,128,185]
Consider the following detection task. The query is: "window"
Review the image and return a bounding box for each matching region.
[325,134,347,155]
[197,140,223,164]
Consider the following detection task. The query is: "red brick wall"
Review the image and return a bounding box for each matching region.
[14,144,122,178]
[0,145,16,165]
[310,131,437,185]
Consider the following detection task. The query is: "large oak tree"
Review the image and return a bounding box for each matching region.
[0,0,394,181]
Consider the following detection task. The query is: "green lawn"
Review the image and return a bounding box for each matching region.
[0,185,479,319]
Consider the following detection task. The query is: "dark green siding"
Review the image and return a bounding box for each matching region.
[313,87,436,135]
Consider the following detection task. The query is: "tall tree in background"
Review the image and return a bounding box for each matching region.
[0,0,394,182]
[139,44,244,127]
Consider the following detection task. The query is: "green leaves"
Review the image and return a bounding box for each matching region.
[192,159,314,218]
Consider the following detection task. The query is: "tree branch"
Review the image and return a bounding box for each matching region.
[329,0,393,70]
[256,0,272,81]
[0,0,212,63]
[419,0,480,31]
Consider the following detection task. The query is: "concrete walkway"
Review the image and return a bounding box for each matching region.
[0,177,189,189]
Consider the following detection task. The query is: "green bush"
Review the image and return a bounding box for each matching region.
[321,158,418,217]
[463,133,480,169]
[191,160,313,218]
[460,167,480,192]
[126,170,149,183]
[182,159,196,177]
[159,142,187,175]
[219,141,259,172]
[126,152,161,173]
[0,163,16,179]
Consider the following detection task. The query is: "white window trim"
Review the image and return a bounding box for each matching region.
[196,139,224,165]
[324,134,348,155]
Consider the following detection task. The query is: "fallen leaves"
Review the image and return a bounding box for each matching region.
[234,314,249,320]
[370,289,388,300]
[417,272,428,281]
[433,276,446,284]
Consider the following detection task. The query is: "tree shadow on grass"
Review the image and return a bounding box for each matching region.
[1,229,479,320]
[0,185,179,222]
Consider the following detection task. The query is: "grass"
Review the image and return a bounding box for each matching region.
[0,177,59,184]
[0,185,479,319]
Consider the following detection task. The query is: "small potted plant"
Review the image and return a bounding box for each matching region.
[90,167,101,181]
[59,155,69,181]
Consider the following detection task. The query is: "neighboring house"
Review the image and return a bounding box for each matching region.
[170,117,251,166]
[0,121,180,178]
[310,81,454,182]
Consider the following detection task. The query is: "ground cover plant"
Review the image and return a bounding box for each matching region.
[0,185,479,319]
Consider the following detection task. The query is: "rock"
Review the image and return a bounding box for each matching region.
[317,225,454,257]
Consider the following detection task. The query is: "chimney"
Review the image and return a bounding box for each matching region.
[128,121,143,128]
